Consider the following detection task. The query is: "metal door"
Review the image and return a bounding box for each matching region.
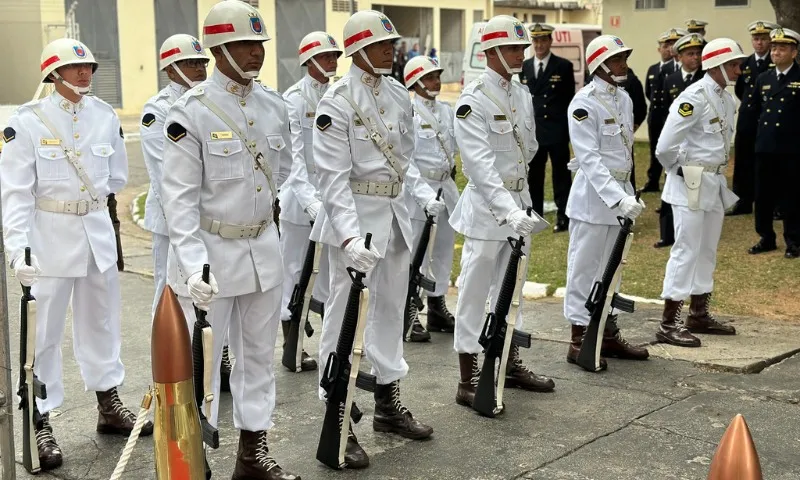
[154,0,199,89]
[275,0,326,92]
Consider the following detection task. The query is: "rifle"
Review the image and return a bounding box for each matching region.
[317,233,376,469]
[403,188,442,339]
[282,224,320,372]
[107,193,124,271]
[576,193,639,372]
[17,247,47,474]
[473,218,532,418]
[192,264,218,479]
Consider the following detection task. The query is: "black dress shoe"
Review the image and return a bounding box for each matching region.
[653,239,673,249]
[725,204,752,216]
[641,182,660,193]
[774,210,783,220]
[748,239,777,255]
[786,246,800,259]
[553,219,569,233]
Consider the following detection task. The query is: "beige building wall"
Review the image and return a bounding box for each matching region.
[495,5,598,25]
[117,0,158,115]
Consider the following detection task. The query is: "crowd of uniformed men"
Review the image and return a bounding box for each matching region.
[1,0,798,477]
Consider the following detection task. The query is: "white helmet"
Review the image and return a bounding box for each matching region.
[159,34,207,71]
[586,35,632,82]
[480,15,530,75]
[40,38,97,95]
[702,38,747,86]
[403,55,443,96]
[202,0,268,80]
[342,10,400,75]
[298,31,342,77]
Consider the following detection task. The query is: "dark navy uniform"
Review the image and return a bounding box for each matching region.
[622,68,647,191]
[644,59,677,189]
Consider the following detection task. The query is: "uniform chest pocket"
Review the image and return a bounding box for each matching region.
[206,140,244,181]
[488,120,514,151]
[35,147,69,181]
[416,128,439,153]
[703,123,723,134]
[351,125,379,163]
[90,143,113,178]
[600,124,623,150]
[301,115,315,144]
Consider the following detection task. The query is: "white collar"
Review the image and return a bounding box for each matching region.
[484,67,512,92]
[351,64,382,88]
[169,81,188,97]
[777,63,794,76]
[304,73,329,93]
[535,53,551,66]
[50,90,86,114]
[212,69,253,98]
[592,75,618,95]
[681,68,698,78]
[701,75,725,97]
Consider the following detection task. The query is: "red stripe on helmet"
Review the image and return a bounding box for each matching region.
[481,31,509,42]
[344,29,373,48]
[299,41,322,55]
[203,23,236,35]
[404,66,425,83]
[160,47,181,60]
[586,46,608,65]
[702,47,733,61]
[40,55,60,71]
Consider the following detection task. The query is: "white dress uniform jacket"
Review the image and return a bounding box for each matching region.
[450,68,541,241]
[162,70,290,298]
[565,76,635,225]
[2,92,127,276]
[656,75,738,211]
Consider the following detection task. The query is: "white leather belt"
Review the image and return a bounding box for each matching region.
[200,216,272,239]
[350,180,402,197]
[503,178,526,192]
[422,169,450,182]
[609,169,632,182]
[35,198,107,216]
[684,162,727,175]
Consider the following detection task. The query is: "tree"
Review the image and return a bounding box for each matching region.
[770,0,800,33]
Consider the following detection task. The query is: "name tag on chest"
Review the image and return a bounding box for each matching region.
[211,131,233,140]
[40,138,61,146]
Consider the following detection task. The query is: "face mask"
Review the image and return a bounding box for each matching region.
[416,80,439,97]
[494,46,522,75]
[52,71,91,96]
[221,44,259,80]
[358,49,392,75]
[600,62,627,83]
[310,57,336,78]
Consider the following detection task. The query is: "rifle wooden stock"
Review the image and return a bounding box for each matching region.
[317,234,376,470]
[191,265,217,479]
[282,232,320,372]
[107,194,124,271]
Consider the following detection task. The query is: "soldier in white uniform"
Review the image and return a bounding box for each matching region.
[402,55,459,341]
[450,15,555,409]
[563,35,649,372]
[160,3,298,479]
[277,31,341,372]
[0,38,148,471]
[655,38,744,348]
[311,10,440,468]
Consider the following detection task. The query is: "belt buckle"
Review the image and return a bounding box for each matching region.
[76,200,89,216]
[257,220,267,236]
[514,178,524,191]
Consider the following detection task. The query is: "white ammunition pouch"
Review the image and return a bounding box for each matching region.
[681,165,705,211]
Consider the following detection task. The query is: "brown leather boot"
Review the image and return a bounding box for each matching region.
[456,353,479,407]
[281,321,318,372]
[232,430,300,480]
[405,301,431,342]
[96,387,154,436]
[656,299,701,347]
[505,345,555,392]
[345,423,369,469]
[601,315,649,360]
[373,381,433,440]
[566,325,607,370]
[685,293,736,335]
[35,413,63,470]
[426,295,455,333]
[220,345,233,392]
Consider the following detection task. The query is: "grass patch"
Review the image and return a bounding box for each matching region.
[136,191,147,217]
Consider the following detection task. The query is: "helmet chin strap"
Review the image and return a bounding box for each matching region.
[719,65,735,87]
[309,57,335,78]
[600,63,627,83]
[358,49,392,76]
[221,44,259,80]
[416,80,439,97]
[494,47,522,74]
[52,71,91,96]
[173,66,201,88]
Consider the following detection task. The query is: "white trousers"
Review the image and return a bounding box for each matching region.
[454,236,530,354]
[564,220,621,327]
[180,286,280,432]
[318,219,409,399]
[32,257,124,413]
[661,204,724,300]
[279,220,330,321]
[410,216,456,297]
[151,232,170,320]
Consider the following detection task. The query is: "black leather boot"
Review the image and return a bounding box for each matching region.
[685,293,736,335]
[220,345,232,392]
[281,321,318,371]
[96,387,154,436]
[404,300,430,342]
[505,345,554,392]
[373,381,433,439]
[456,353,479,407]
[231,430,300,480]
[566,324,607,370]
[656,299,701,347]
[601,315,649,360]
[426,296,455,332]
[36,413,63,470]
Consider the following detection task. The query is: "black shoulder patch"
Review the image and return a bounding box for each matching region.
[456,104,472,119]
[316,114,332,131]
[678,102,694,117]
[141,113,156,128]
[572,108,588,122]
[119,126,124,139]
[2,127,15,143]
[167,122,187,142]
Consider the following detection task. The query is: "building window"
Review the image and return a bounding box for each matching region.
[523,13,528,22]
[635,0,666,9]
[532,14,546,22]
[332,0,356,12]
[512,12,518,18]
[715,0,748,6]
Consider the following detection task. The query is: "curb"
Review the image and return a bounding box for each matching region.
[130,190,147,230]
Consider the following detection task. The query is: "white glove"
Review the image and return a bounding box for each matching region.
[618,196,646,219]
[306,200,322,222]
[567,157,579,172]
[188,271,219,312]
[506,208,539,237]
[424,197,445,217]
[344,237,381,273]
[12,254,41,287]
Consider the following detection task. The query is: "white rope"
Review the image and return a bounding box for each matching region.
[109,388,153,480]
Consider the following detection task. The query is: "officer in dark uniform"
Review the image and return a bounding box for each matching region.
[643,29,684,192]
[728,21,779,216]
[623,68,647,191]
[685,19,708,37]
[749,27,800,259]
[655,33,706,249]
[518,23,576,233]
